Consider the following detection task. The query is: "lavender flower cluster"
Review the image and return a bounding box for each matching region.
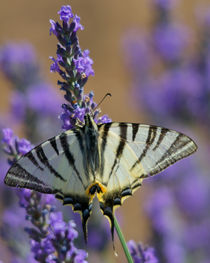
[124,0,210,262]
[0,43,62,142]
[125,0,210,129]
[49,5,110,130]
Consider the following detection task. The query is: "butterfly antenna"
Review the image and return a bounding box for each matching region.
[94,93,112,112]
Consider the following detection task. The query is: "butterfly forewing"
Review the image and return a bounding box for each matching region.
[105,122,197,177]
[5,130,92,200]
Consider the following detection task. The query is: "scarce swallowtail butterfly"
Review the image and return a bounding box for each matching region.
[4,114,197,242]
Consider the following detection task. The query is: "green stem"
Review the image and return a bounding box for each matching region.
[114,215,134,263]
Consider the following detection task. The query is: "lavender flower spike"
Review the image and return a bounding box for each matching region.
[50,5,110,130]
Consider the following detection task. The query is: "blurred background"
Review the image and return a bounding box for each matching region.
[0,0,210,262]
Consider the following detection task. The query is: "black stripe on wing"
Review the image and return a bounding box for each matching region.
[108,123,128,180]
[59,133,85,189]
[26,151,44,171]
[150,133,195,175]
[49,137,59,155]
[99,122,112,177]
[5,163,57,194]
[36,146,66,182]
[74,131,89,179]
[152,127,168,151]
[132,123,139,141]
[131,126,157,170]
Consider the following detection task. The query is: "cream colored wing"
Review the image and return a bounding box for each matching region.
[97,122,197,238]
[4,129,94,241]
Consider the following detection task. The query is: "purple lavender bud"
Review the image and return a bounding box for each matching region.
[49,211,73,238]
[43,194,56,206]
[128,240,159,263]
[96,114,112,124]
[31,238,55,261]
[16,138,32,155]
[49,56,63,73]
[67,221,78,240]
[49,19,57,36]
[73,50,94,77]
[73,15,84,31]
[16,189,32,208]
[58,5,74,23]
[73,249,88,263]
[2,128,14,146]
[60,108,73,130]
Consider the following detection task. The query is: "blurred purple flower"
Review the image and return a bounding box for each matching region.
[0,43,39,87]
[145,186,176,234]
[175,172,210,217]
[16,138,32,155]
[0,158,9,185]
[137,66,202,123]
[128,240,159,263]
[163,240,186,263]
[2,128,14,146]
[26,83,62,116]
[123,33,152,78]
[10,92,26,121]
[153,24,190,61]
[152,0,178,10]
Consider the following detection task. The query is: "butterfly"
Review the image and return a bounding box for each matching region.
[4,114,197,241]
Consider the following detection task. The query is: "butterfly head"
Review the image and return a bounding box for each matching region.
[84,114,98,130]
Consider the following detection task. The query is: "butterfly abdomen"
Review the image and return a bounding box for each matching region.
[83,114,100,177]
